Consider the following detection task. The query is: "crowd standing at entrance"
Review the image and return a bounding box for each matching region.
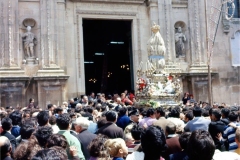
[0,91,240,160]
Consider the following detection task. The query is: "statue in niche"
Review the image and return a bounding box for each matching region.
[147,22,166,73]
[22,26,37,58]
[175,26,186,58]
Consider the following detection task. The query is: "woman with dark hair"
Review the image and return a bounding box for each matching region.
[47,134,68,149]
[126,126,167,160]
[87,134,110,160]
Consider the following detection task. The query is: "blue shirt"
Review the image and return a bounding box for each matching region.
[116,115,130,130]
[113,157,124,160]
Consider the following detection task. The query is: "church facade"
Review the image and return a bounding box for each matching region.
[0,0,239,107]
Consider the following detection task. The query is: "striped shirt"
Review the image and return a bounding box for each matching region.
[222,122,240,152]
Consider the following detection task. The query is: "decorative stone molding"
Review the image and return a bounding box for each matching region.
[70,0,145,4]
[172,0,188,8]
[76,10,137,16]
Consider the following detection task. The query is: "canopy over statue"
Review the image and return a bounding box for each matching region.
[147,22,166,73]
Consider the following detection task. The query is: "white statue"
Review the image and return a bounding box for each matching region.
[22,26,37,57]
[175,26,186,58]
[147,22,166,73]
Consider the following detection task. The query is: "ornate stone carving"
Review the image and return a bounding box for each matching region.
[175,26,187,58]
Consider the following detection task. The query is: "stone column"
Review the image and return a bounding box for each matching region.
[40,0,65,69]
[157,0,174,63]
[0,0,19,68]
[188,0,208,72]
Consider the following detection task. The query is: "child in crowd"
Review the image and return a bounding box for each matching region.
[105,138,128,160]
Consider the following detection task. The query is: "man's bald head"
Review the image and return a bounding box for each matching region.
[0,136,11,157]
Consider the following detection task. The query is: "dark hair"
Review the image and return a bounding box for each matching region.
[169,108,180,118]
[9,111,22,125]
[87,107,93,114]
[47,104,53,110]
[37,111,49,126]
[96,106,101,112]
[187,130,215,160]
[155,107,165,116]
[146,108,155,117]
[32,146,67,160]
[185,111,194,121]
[97,118,107,129]
[34,126,53,147]
[49,116,57,125]
[1,117,12,131]
[29,98,33,103]
[179,132,191,150]
[228,111,238,122]
[119,107,127,116]
[88,134,109,158]
[69,112,76,119]
[20,123,35,139]
[47,134,68,149]
[211,109,221,120]
[0,137,11,156]
[101,105,106,112]
[202,109,210,117]
[221,108,230,118]
[141,126,167,160]
[131,125,144,141]
[105,111,117,122]
[56,113,71,130]
[166,123,176,135]
[193,107,202,117]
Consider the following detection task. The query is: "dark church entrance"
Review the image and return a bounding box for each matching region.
[83,19,133,95]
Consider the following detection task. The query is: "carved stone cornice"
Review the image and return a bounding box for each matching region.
[76,10,137,16]
[172,0,188,8]
[70,0,145,4]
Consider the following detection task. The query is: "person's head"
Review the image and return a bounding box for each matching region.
[56,113,71,130]
[73,117,90,133]
[221,108,230,119]
[47,134,68,149]
[169,108,180,118]
[121,93,126,99]
[27,26,31,31]
[1,117,12,131]
[49,116,57,125]
[29,98,34,103]
[20,122,35,140]
[47,104,53,111]
[184,111,193,123]
[88,134,109,158]
[211,109,221,121]
[32,146,67,160]
[141,126,167,160]
[187,130,215,160]
[125,133,134,147]
[131,124,144,141]
[82,96,88,103]
[146,108,155,118]
[34,126,53,148]
[37,111,49,126]
[228,111,238,122]
[105,138,128,157]
[166,123,176,136]
[0,136,11,158]
[23,110,31,119]
[155,107,165,119]
[179,132,191,150]
[193,106,202,117]
[9,111,22,126]
[55,107,63,115]
[105,111,117,122]
[128,109,139,123]
[119,107,127,117]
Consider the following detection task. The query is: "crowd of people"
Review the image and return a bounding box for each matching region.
[0,91,240,160]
